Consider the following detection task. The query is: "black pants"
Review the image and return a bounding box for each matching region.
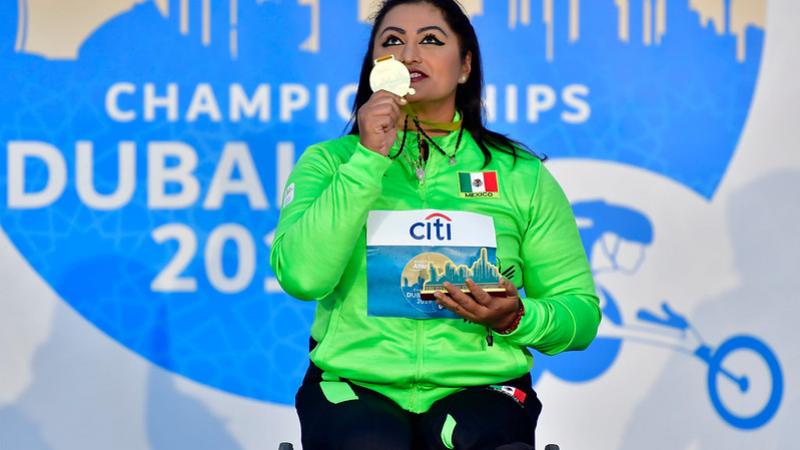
[296,361,542,450]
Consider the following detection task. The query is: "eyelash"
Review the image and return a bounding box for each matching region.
[422,34,445,45]
[381,34,445,47]
[381,36,402,47]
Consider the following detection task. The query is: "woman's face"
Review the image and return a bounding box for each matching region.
[372,2,471,110]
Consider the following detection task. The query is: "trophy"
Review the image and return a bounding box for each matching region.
[412,248,507,301]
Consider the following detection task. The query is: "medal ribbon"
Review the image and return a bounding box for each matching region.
[401,103,463,132]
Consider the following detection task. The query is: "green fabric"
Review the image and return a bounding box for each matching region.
[320,371,340,382]
[441,414,457,449]
[320,381,359,404]
[458,172,471,191]
[270,126,601,414]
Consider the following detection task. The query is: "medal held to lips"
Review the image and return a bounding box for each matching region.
[370,55,416,97]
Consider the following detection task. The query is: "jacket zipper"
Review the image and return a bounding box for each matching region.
[411,142,431,410]
[409,320,425,410]
[419,145,492,351]
[418,142,429,204]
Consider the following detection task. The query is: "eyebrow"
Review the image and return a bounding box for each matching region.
[418,25,448,36]
[379,25,449,37]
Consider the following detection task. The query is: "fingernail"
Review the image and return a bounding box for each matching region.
[400,98,408,105]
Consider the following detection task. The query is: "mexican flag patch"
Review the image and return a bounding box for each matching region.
[458,171,500,198]
[488,385,527,406]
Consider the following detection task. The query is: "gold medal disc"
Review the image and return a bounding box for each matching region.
[369,55,416,97]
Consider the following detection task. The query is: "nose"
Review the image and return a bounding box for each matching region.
[399,41,421,65]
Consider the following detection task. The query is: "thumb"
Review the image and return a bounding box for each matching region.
[501,277,519,298]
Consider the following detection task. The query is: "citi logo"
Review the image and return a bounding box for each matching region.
[410,213,452,241]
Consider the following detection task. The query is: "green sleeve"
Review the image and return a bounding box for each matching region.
[502,164,601,355]
[269,141,392,300]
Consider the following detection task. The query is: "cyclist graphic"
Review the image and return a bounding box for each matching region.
[530,199,783,430]
[531,199,653,384]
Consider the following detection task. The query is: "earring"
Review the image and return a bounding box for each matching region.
[459,75,467,83]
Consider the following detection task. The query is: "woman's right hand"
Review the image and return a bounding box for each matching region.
[357,90,407,156]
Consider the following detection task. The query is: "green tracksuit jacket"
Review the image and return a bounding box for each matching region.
[270,128,601,413]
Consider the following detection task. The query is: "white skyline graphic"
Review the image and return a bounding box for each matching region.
[14,0,764,62]
[342,0,765,62]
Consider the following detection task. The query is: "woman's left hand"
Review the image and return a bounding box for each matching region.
[434,278,522,331]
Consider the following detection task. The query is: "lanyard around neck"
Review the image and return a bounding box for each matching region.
[400,104,463,132]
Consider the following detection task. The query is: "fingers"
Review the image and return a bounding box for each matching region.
[435,278,522,329]
[500,277,519,298]
[369,110,397,134]
[434,281,487,321]
[362,93,402,129]
[434,292,479,322]
[371,105,400,126]
[373,89,407,106]
[357,90,406,154]
[364,91,406,116]
[371,92,404,109]
[465,279,493,307]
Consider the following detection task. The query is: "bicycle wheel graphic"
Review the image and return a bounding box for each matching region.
[707,335,783,429]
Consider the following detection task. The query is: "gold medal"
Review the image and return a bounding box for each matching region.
[370,55,463,137]
[369,55,416,97]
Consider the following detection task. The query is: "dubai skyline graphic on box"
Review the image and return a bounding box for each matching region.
[368,246,500,319]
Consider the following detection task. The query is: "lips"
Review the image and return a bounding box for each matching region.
[409,69,428,83]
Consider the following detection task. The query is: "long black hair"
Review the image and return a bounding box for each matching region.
[348,0,544,166]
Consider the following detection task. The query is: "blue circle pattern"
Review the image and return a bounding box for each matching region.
[0,1,765,405]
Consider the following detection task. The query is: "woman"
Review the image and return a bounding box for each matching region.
[270,1,601,448]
